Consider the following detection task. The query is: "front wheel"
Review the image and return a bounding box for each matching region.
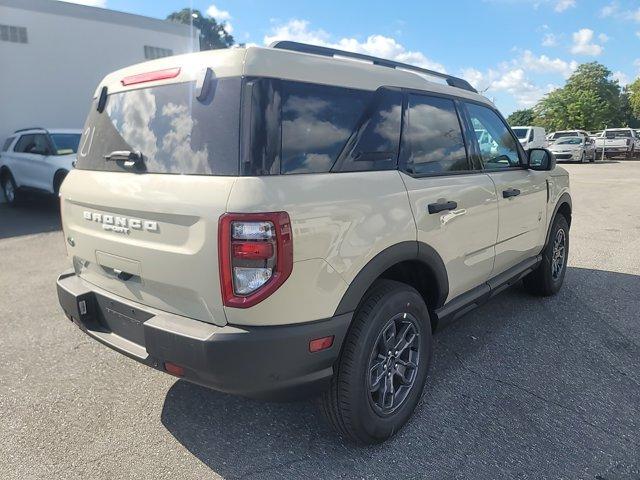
[523,215,569,296]
[1,172,19,206]
[320,280,432,444]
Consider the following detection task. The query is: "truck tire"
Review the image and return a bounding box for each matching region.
[1,171,19,206]
[523,214,569,296]
[320,279,432,444]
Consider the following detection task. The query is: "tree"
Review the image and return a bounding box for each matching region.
[535,62,621,131]
[628,78,640,120]
[167,8,233,50]
[506,109,536,126]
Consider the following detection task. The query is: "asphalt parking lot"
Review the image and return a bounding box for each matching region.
[1,161,639,479]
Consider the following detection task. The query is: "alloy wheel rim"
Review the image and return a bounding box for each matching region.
[3,181,14,202]
[367,312,421,415]
[551,228,566,280]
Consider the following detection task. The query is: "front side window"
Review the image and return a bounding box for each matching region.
[466,103,521,169]
[280,81,371,174]
[402,94,469,175]
[50,134,81,155]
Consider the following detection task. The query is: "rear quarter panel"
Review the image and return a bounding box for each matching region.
[225,171,416,326]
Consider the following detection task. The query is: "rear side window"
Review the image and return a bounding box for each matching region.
[402,94,469,175]
[14,134,49,154]
[280,81,371,174]
[14,134,35,153]
[333,88,403,172]
[76,79,241,175]
[2,137,14,152]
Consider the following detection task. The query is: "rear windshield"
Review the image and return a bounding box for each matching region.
[552,131,577,139]
[606,130,632,138]
[50,133,81,155]
[512,128,528,139]
[76,79,241,175]
[557,138,582,145]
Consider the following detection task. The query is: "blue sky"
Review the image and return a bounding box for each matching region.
[67,0,640,114]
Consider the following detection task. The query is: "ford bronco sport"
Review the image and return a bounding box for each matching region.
[56,42,571,444]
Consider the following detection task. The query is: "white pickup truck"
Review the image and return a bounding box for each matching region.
[595,128,639,159]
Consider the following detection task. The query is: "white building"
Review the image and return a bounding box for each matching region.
[0,0,199,142]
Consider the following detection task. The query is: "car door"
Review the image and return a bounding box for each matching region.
[463,102,548,277]
[22,133,54,191]
[399,93,499,301]
[8,134,36,187]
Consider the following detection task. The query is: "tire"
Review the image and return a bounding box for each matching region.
[590,151,595,163]
[523,214,569,296]
[1,171,19,206]
[320,279,432,444]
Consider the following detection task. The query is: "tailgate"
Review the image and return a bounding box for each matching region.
[61,170,234,326]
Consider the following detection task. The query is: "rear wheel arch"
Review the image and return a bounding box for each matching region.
[333,241,449,331]
[53,169,68,195]
[0,166,12,181]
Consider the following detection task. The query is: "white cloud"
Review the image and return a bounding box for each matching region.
[206,4,233,33]
[542,33,558,47]
[598,33,610,42]
[600,2,618,17]
[206,4,231,21]
[264,19,446,72]
[460,50,574,107]
[520,50,577,76]
[554,0,575,12]
[58,0,106,6]
[612,71,629,86]
[570,29,604,56]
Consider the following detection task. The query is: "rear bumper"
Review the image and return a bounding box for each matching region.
[56,270,351,400]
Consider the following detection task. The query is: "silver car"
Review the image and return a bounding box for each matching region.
[549,136,596,163]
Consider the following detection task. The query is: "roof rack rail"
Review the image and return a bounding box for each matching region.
[269,41,478,94]
[14,127,49,134]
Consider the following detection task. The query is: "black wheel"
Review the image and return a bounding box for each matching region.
[523,214,569,296]
[320,279,432,444]
[1,171,19,206]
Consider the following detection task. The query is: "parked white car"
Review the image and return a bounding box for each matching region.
[549,136,596,163]
[547,130,591,144]
[512,126,547,150]
[594,128,640,159]
[0,128,81,205]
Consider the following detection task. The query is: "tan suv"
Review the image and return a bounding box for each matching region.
[56,42,571,444]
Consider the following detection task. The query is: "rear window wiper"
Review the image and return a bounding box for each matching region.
[104,150,144,168]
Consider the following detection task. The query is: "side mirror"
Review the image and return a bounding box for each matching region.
[527,148,555,171]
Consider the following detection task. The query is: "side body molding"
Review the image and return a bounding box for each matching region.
[333,241,449,316]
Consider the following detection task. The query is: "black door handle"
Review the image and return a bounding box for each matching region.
[428,201,458,214]
[502,188,521,198]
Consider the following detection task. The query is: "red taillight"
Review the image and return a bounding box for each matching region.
[232,241,274,260]
[219,212,293,308]
[164,362,184,377]
[121,67,181,86]
[309,336,334,353]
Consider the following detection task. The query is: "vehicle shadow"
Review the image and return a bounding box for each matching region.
[160,266,640,479]
[0,194,61,240]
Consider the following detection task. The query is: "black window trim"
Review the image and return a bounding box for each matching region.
[459,99,528,173]
[331,86,403,173]
[398,89,482,179]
